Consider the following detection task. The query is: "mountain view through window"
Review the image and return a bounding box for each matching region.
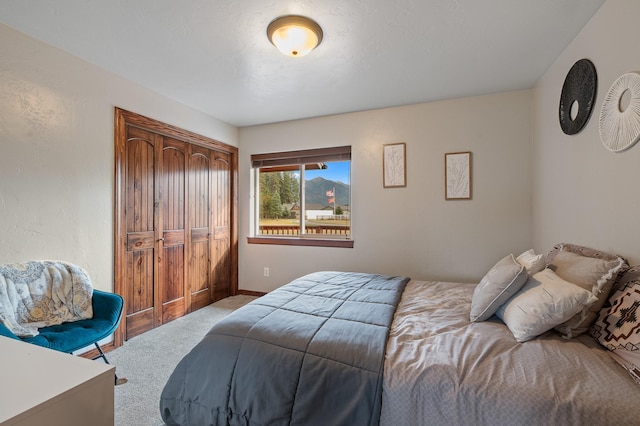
[258,160,351,238]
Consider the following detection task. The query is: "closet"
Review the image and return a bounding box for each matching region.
[114,109,237,343]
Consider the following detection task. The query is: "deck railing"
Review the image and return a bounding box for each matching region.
[259,225,350,236]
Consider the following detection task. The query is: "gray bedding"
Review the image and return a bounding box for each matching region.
[161,274,640,426]
[160,271,409,426]
[381,280,640,425]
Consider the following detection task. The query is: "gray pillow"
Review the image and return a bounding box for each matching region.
[547,243,627,338]
[470,254,528,322]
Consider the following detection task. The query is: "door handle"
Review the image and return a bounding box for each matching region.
[159,237,165,242]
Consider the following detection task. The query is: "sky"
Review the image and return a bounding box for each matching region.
[305,161,350,184]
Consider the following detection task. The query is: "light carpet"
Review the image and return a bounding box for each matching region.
[107,295,257,426]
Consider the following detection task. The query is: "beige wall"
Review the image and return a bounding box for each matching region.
[0,23,238,291]
[8,0,633,297]
[532,0,640,265]
[239,91,533,292]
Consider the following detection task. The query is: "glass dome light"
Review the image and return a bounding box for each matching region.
[267,15,323,57]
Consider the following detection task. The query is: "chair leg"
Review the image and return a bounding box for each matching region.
[92,342,111,364]
[92,342,127,385]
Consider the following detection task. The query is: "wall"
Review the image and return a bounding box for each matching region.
[10,0,622,296]
[0,23,238,291]
[239,90,533,292]
[532,0,640,265]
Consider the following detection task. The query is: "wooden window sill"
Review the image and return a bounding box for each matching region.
[247,237,354,248]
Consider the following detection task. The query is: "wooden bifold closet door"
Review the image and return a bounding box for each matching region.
[189,145,232,310]
[114,109,237,343]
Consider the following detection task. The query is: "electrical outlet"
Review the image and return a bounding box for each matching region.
[263,267,270,277]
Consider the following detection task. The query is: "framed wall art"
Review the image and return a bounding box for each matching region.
[445,151,472,200]
[383,143,406,188]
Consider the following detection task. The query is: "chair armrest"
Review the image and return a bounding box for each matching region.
[91,290,124,328]
[0,322,20,341]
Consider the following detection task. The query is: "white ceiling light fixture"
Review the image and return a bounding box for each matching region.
[267,15,323,57]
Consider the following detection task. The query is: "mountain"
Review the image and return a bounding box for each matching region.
[305,177,350,207]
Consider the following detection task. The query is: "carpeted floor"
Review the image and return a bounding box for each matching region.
[107,295,257,426]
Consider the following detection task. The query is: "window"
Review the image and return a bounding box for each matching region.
[248,146,353,248]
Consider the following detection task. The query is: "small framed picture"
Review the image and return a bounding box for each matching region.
[445,151,472,200]
[383,143,406,188]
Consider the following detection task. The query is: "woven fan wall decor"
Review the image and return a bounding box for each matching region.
[599,72,640,152]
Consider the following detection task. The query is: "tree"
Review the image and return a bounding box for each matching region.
[335,206,343,215]
[260,171,282,219]
[265,196,282,219]
[260,170,299,219]
[280,171,299,204]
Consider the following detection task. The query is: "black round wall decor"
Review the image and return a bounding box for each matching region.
[559,58,598,135]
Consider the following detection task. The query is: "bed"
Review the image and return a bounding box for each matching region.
[160,244,640,425]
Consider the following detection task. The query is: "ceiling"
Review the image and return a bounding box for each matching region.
[0,0,604,127]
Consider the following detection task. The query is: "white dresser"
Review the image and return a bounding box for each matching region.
[0,336,114,426]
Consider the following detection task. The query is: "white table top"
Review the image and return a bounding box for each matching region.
[0,336,114,424]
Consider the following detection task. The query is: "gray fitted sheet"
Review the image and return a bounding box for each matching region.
[381,280,640,426]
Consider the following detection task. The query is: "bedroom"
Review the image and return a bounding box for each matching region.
[1,0,640,424]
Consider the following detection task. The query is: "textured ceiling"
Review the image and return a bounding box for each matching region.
[0,0,604,127]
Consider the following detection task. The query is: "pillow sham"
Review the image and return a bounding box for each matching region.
[516,249,546,275]
[496,269,598,342]
[547,243,627,338]
[470,254,528,322]
[591,266,640,385]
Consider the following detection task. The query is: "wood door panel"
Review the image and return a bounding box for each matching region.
[213,239,230,302]
[190,152,210,228]
[213,226,230,240]
[161,245,185,303]
[162,229,185,246]
[160,139,186,323]
[124,127,158,339]
[125,129,156,233]
[126,231,154,251]
[125,307,154,338]
[190,288,211,311]
[212,154,231,302]
[125,249,154,339]
[160,243,186,323]
[191,227,210,242]
[188,147,213,310]
[162,299,185,323]
[190,240,209,294]
[162,144,186,231]
[125,250,155,314]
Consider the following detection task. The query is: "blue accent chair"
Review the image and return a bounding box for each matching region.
[0,290,124,379]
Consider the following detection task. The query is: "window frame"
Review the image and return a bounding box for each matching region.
[248,146,354,248]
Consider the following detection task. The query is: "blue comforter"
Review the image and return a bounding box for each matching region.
[160,271,409,426]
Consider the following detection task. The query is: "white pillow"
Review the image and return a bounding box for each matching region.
[496,269,598,342]
[470,254,528,322]
[516,249,546,275]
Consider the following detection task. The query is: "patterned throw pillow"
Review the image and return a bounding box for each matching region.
[592,266,640,384]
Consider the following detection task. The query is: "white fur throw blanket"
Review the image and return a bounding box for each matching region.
[0,261,93,337]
